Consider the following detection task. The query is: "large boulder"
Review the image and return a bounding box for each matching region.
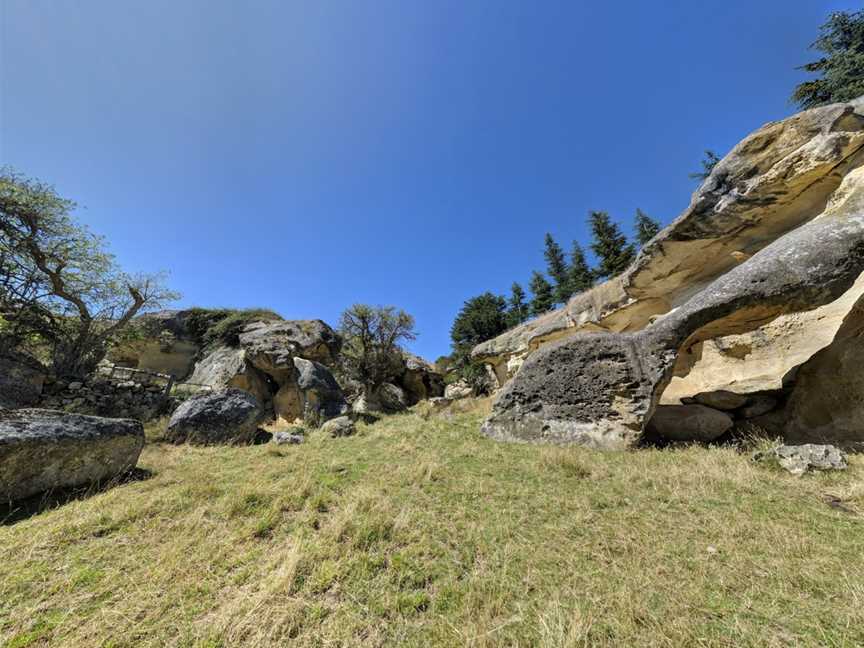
[291,357,348,422]
[474,98,864,389]
[0,409,144,501]
[166,388,262,445]
[481,137,864,448]
[239,320,341,369]
[0,354,45,409]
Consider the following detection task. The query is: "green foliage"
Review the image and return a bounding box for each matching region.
[543,233,570,304]
[689,150,721,182]
[634,208,661,247]
[185,307,282,348]
[529,271,555,316]
[339,304,416,389]
[588,211,635,280]
[0,168,177,377]
[792,10,864,109]
[567,241,593,295]
[506,282,530,328]
[449,293,508,391]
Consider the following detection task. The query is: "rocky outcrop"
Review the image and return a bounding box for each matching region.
[108,310,201,380]
[183,319,346,425]
[475,98,864,389]
[400,353,445,404]
[0,353,45,409]
[166,388,262,445]
[239,320,341,368]
[481,98,864,449]
[0,409,144,501]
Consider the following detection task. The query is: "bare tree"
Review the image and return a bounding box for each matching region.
[0,169,178,377]
[338,304,416,394]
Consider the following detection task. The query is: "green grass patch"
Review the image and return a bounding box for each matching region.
[1,410,863,646]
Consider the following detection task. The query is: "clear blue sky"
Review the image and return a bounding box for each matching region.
[0,1,857,360]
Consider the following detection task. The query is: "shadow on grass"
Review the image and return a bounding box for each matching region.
[0,467,154,526]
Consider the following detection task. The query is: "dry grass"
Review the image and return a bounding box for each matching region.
[1,410,863,647]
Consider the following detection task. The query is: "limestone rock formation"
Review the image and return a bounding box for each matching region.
[400,353,445,403]
[184,319,346,425]
[166,388,262,445]
[0,409,144,501]
[480,97,864,449]
[474,98,864,389]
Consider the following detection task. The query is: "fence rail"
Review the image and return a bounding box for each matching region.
[97,364,214,397]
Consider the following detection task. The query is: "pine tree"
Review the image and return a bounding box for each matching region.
[589,211,635,280]
[567,241,593,294]
[634,209,661,247]
[529,271,555,316]
[506,282,530,327]
[792,10,864,109]
[543,233,570,304]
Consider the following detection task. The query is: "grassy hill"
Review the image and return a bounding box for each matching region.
[2,405,863,647]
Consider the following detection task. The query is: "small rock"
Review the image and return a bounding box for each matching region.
[694,390,749,411]
[757,444,848,476]
[67,381,83,391]
[273,431,303,445]
[321,415,356,438]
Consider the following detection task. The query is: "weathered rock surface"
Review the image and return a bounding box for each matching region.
[481,101,864,449]
[273,429,304,445]
[0,354,45,409]
[475,98,864,389]
[444,380,473,400]
[758,444,848,476]
[239,320,341,368]
[0,409,144,501]
[692,390,749,411]
[400,353,445,404]
[166,388,262,445]
[783,289,864,449]
[646,405,733,442]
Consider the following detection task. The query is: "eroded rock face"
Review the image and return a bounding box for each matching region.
[400,353,445,404]
[481,134,864,448]
[0,409,144,501]
[783,291,864,449]
[166,388,262,445]
[474,98,864,386]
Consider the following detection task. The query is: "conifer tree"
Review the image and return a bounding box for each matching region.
[792,10,864,109]
[543,233,570,304]
[506,282,530,327]
[634,209,661,247]
[529,271,555,316]
[588,211,635,280]
[567,241,593,295]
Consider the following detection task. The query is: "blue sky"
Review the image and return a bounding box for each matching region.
[0,0,857,359]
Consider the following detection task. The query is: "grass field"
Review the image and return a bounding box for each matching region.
[1,404,863,647]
